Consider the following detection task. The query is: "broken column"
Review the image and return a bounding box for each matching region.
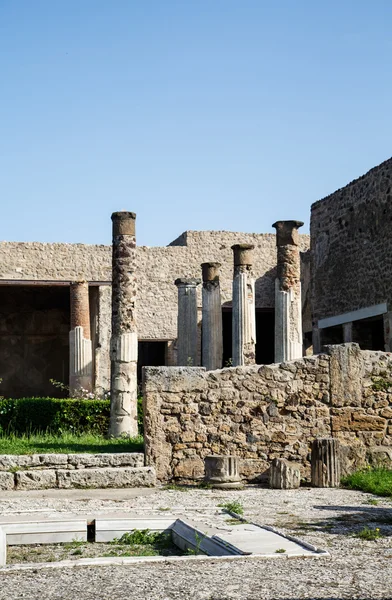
[204,455,242,490]
[201,262,223,371]
[69,281,93,396]
[175,278,200,366]
[109,211,138,438]
[231,244,256,366]
[311,438,340,487]
[272,220,304,363]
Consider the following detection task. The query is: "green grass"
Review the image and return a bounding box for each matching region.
[355,526,382,541]
[217,501,244,516]
[341,467,392,497]
[0,432,143,455]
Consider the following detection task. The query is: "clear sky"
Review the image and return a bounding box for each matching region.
[1,1,391,247]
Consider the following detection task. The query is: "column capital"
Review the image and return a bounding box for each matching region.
[111,211,136,236]
[175,278,201,288]
[201,262,221,283]
[231,244,254,267]
[272,220,304,246]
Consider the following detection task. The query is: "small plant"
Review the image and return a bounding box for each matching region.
[275,548,286,553]
[224,358,233,367]
[371,377,392,392]
[112,529,172,549]
[365,498,379,506]
[187,532,205,555]
[218,500,244,516]
[356,527,382,541]
[186,357,194,366]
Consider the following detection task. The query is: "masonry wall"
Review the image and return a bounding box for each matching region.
[143,344,392,482]
[310,157,392,323]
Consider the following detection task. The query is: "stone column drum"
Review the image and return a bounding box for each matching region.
[201,262,223,371]
[69,281,93,396]
[272,220,304,363]
[109,211,138,438]
[231,244,256,366]
[204,455,242,489]
[175,278,200,366]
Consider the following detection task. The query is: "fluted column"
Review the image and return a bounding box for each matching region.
[201,262,223,370]
[231,244,256,366]
[69,281,93,396]
[273,220,304,363]
[175,278,200,366]
[109,211,138,437]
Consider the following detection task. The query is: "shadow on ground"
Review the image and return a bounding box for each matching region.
[288,503,392,537]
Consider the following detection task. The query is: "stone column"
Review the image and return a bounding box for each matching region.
[69,281,93,396]
[175,278,200,366]
[272,220,304,363]
[343,322,353,343]
[383,312,392,352]
[109,211,138,438]
[201,262,223,371]
[231,244,256,366]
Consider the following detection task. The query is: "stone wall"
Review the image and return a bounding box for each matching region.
[143,343,392,482]
[0,231,310,343]
[310,157,392,323]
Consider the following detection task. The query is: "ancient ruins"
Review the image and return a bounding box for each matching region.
[1,157,392,484]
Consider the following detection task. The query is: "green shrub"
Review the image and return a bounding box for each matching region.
[341,467,392,497]
[0,397,111,435]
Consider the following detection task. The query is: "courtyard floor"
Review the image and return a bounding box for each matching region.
[0,485,391,600]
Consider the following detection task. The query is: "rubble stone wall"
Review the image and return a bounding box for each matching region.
[143,344,392,482]
[310,157,392,322]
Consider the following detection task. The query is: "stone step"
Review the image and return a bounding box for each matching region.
[0,452,145,471]
[2,466,156,491]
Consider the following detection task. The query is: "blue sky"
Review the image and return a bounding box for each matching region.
[1,1,391,247]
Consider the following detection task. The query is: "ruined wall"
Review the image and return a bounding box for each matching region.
[143,344,392,482]
[311,157,392,322]
[0,231,310,343]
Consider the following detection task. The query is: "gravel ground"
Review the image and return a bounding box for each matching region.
[0,485,391,600]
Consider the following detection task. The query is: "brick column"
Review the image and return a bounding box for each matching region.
[201,262,223,371]
[231,244,256,366]
[109,211,138,438]
[273,220,304,363]
[69,281,93,396]
[175,278,200,366]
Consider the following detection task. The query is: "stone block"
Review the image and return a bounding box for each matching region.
[0,527,6,567]
[0,472,14,490]
[36,454,69,468]
[0,454,40,471]
[57,467,156,489]
[269,458,301,489]
[15,470,57,490]
[67,452,144,469]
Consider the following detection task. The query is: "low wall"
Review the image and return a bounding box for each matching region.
[143,344,392,482]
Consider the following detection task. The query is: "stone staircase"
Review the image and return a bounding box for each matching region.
[0,453,156,490]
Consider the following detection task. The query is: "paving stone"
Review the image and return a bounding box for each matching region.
[15,470,57,491]
[57,466,156,489]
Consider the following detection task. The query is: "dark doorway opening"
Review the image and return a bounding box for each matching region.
[0,286,70,398]
[255,309,275,365]
[353,316,384,351]
[222,308,275,366]
[321,325,343,346]
[138,341,166,384]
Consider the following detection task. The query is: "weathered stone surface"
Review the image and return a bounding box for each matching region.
[204,455,242,489]
[311,438,340,488]
[0,472,14,490]
[269,458,301,489]
[144,345,392,482]
[0,455,40,471]
[15,470,57,490]
[57,467,156,489]
[67,453,144,469]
